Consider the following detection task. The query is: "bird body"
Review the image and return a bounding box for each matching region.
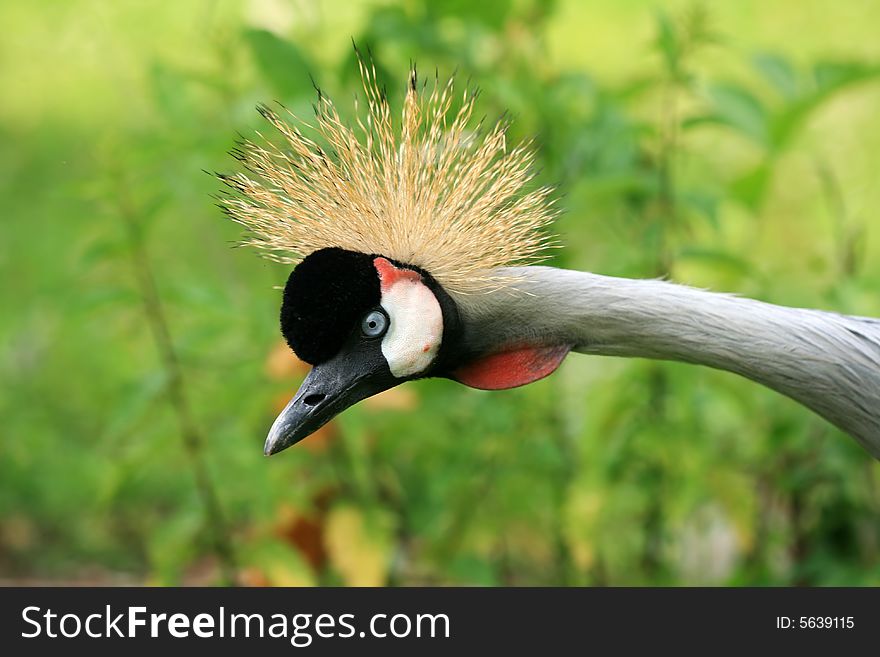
[220,57,880,459]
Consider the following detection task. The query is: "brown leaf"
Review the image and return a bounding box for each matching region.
[238,566,271,587]
[273,488,339,573]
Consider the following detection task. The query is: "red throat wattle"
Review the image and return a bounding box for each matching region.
[453,345,572,390]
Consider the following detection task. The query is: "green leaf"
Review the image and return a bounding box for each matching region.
[429,0,513,29]
[447,553,497,585]
[679,190,720,228]
[73,287,139,312]
[752,52,799,100]
[654,10,680,78]
[813,60,880,90]
[731,163,771,210]
[80,236,126,268]
[244,29,314,100]
[571,172,658,200]
[151,61,193,122]
[707,83,768,146]
[677,246,752,276]
[769,61,880,150]
[681,114,724,131]
[101,371,169,444]
[147,507,202,584]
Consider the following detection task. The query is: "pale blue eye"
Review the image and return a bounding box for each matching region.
[361,309,388,337]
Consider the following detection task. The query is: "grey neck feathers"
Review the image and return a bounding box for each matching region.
[453,266,880,458]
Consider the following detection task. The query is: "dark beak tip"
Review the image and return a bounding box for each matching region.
[263,434,288,456]
[262,353,393,457]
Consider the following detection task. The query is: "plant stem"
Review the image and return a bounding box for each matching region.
[816,159,862,279]
[116,177,237,585]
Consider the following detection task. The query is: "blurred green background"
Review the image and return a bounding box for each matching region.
[2,0,880,586]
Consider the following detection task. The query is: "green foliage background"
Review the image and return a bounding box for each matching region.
[2,0,879,585]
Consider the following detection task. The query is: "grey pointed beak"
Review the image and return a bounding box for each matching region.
[263,346,397,456]
[264,369,332,456]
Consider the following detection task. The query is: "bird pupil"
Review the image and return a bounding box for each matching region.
[361,309,387,338]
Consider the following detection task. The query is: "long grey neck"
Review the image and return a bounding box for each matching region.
[453,266,880,458]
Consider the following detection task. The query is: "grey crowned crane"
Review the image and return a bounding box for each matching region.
[219,62,880,459]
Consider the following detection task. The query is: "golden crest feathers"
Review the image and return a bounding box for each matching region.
[219,55,557,294]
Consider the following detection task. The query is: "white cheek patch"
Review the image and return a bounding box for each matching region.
[380,279,443,378]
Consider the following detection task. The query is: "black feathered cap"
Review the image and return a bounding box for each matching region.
[280,248,380,365]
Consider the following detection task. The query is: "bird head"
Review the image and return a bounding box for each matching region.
[219,54,561,454]
[266,247,461,454]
